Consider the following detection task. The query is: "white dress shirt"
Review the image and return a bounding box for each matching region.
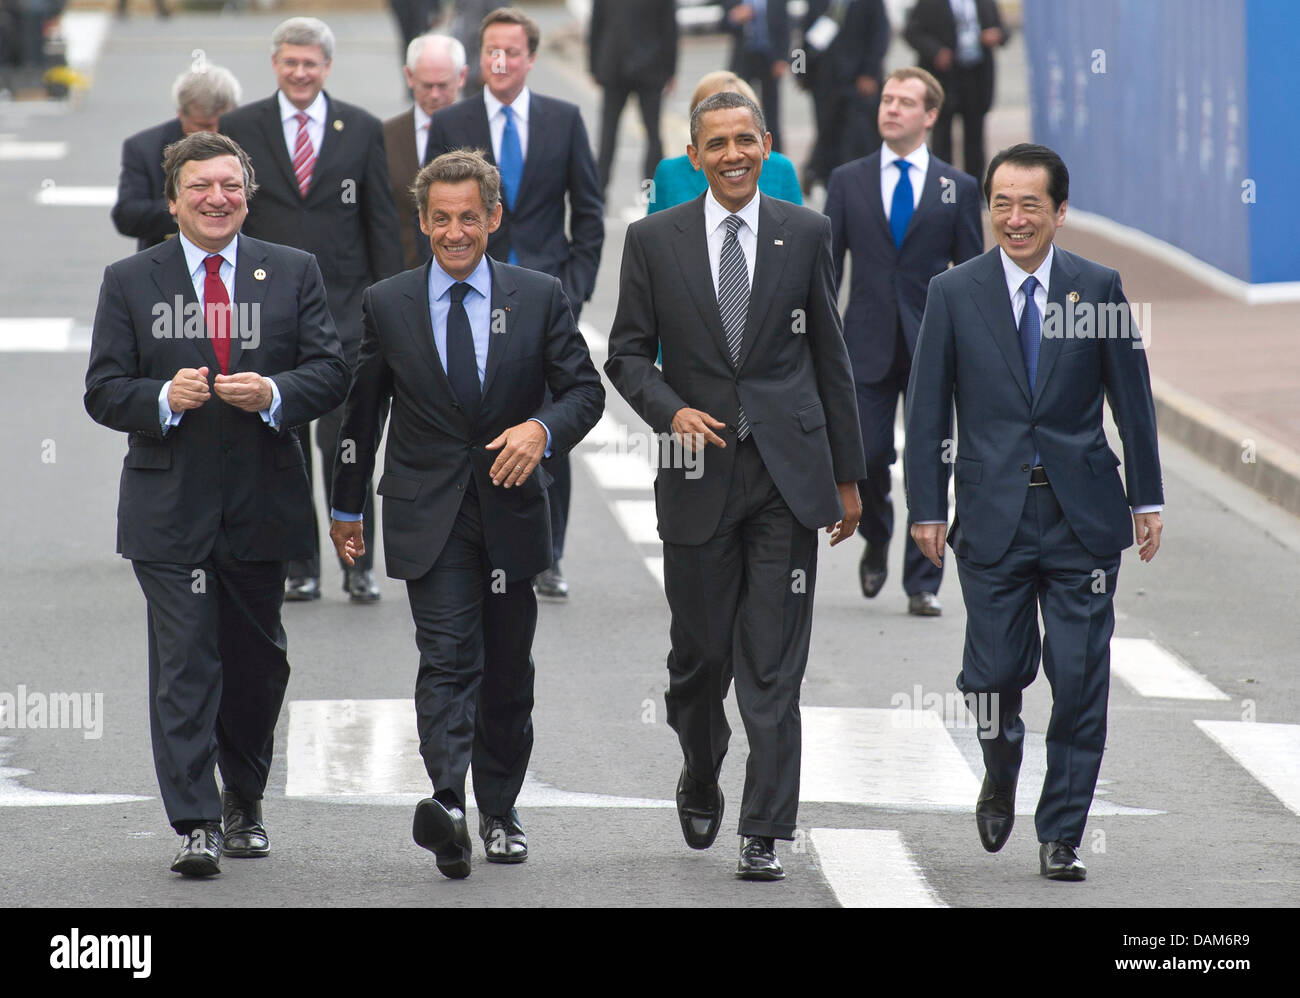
[881,143,928,217]
[414,104,432,166]
[703,188,760,299]
[278,90,327,160]
[483,86,530,164]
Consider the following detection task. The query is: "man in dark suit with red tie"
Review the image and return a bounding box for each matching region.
[220,16,403,605]
[85,131,349,877]
[329,150,603,879]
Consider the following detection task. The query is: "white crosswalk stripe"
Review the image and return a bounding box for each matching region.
[1195,720,1300,816]
[1111,638,1229,699]
[810,829,945,908]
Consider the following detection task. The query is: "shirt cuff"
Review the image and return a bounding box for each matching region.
[158,381,183,434]
[529,417,553,458]
[258,378,282,429]
[331,509,363,522]
[914,520,946,525]
[1131,504,1163,515]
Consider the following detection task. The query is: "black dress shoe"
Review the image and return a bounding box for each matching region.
[413,797,472,879]
[859,542,888,598]
[344,567,381,603]
[533,562,569,600]
[284,576,320,601]
[736,836,785,881]
[907,592,942,616]
[221,790,269,857]
[170,822,223,877]
[676,765,724,850]
[1039,840,1087,881]
[479,807,527,863]
[975,774,1016,853]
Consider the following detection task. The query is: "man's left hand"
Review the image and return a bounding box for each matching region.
[855,75,879,97]
[980,27,1005,47]
[486,420,548,487]
[1133,511,1163,562]
[213,373,273,412]
[825,481,862,546]
[772,59,789,79]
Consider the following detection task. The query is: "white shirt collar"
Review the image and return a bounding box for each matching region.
[999,243,1055,298]
[278,89,327,126]
[179,231,238,276]
[881,142,929,178]
[483,86,530,124]
[429,252,492,302]
[414,104,432,132]
[703,187,761,236]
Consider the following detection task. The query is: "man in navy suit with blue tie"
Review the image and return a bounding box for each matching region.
[824,68,982,616]
[905,143,1164,880]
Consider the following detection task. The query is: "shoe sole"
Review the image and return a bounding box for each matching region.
[222,845,269,858]
[735,868,785,881]
[283,592,320,602]
[347,594,381,603]
[484,851,528,864]
[413,802,471,879]
[171,857,221,877]
[1041,865,1087,881]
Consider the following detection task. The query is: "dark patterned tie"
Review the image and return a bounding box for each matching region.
[718,214,750,440]
[445,282,479,415]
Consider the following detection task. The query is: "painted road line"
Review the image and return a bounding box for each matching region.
[612,499,660,545]
[0,318,74,351]
[0,737,149,807]
[583,450,655,490]
[36,185,116,206]
[1111,638,1229,700]
[810,828,945,908]
[1195,720,1300,816]
[0,141,68,160]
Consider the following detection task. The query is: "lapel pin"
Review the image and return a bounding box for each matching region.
[774,239,784,246]
[1068,291,1079,302]
[253,268,267,281]
[333,119,344,131]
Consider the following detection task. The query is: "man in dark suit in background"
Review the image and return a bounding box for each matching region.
[329,150,603,879]
[905,143,1164,881]
[824,67,982,616]
[85,132,349,876]
[588,0,677,193]
[904,0,1007,182]
[221,16,403,605]
[384,33,467,269]
[606,92,864,881]
[721,0,790,152]
[112,64,242,251]
[425,6,603,601]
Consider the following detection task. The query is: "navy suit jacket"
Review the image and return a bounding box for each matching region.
[423,92,605,316]
[825,149,982,383]
[111,118,184,251]
[904,246,1163,564]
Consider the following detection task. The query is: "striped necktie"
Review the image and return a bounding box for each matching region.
[718,214,750,440]
[291,111,315,197]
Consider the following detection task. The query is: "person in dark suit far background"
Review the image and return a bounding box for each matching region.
[721,0,790,152]
[606,92,864,882]
[824,66,982,616]
[330,150,603,879]
[85,131,349,877]
[904,0,1008,183]
[220,16,403,606]
[905,143,1164,882]
[425,6,604,602]
[112,64,242,252]
[384,33,468,269]
[588,0,677,193]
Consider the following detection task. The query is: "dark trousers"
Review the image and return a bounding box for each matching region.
[287,404,377,579]
[406,484,537,816]
[131,527,290,831]
[954,484,1119,847]
[731,48,783,152]
[931,65,989,182]
[806,78,879,184]
[661,437,818,840]
[596,82,665,191]
[855,329,942,595]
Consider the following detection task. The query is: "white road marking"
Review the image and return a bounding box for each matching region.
[36,185,116,206]
[612,499,660,545]
[582,412,627,448]
[61,12,111,70]
[583,450,655,490]
[0,738,149,807]
[810,828,945,908]
[579,320,607,355]
[1111,638,1229,700]
[0,318,74,351]
[1195,720,1300,816]
[643,556,665,588]
[0,141,68,160]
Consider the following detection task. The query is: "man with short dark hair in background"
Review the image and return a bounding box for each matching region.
[112,65,242,251]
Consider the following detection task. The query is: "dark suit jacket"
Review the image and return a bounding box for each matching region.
[383,107,423,270]
[589,0,677,89]
[903,0,1008,115]
[722,0,790,61]
[84,236,350,564]
[424,92,605,314]
[606,193,865,545]
[220,93,403,360]
[904,247,1163,564]
[332,258,605,582]
[802,0,889,88]
[825,149,983,382]
[111,117,183,251]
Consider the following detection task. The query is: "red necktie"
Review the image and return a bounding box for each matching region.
[204,254,230,375]
[292,111,315,197]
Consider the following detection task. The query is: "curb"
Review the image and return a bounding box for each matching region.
[1150,375,1300,519]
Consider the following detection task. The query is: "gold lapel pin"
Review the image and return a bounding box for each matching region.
[333,119,344,131]
[253,268,267,281]
[1067,291,1080,302]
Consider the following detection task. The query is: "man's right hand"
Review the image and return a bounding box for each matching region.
[671,408,728,453]
[329,519,365,567]
[910,522,947,568]
[934,47,954,72]
[168,366,210,411]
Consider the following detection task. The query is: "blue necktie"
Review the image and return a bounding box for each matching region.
[499,105,523,265]
[445,282,480,416]
[1018,275,1041,392]
[890,160,913,250]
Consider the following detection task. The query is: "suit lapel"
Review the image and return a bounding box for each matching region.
[228,237,271,373]
[739,194,790,369]
[399,263,460,414]
[308,93,343,203]
[1030,248,1080,407]
[969,248,1032,405]
[151,240,219,372]
[515,94,544,205]
[859,152,894,247]
[671,195,731,364]
[482,257,516,399]
[258,94,300,198]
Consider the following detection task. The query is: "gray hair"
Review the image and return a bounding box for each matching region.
[413,148,501,218]
[163,131,258,202]
[689,91,766,148]
[172,65,242,118]
[271,17,335,63]
[406,33,466,74]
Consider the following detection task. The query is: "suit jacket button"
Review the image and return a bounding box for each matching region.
[1020,463,1030,472]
